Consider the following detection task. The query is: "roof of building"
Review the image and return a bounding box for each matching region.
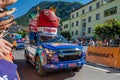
[70,0,95,13]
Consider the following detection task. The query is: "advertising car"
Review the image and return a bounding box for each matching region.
[25,9,85,76]
[16,39,25,50]
[25,32,86,76]
[13,34,25,50]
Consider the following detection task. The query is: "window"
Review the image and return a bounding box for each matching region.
[75,30,78,35]
[96,13,100,20]
[72,14,74,18]
[82,19,86,23]
[76,12,79,17]
[104,6,117,17]
[76,20,79,26]
[89,6,92,11]
[83,23,86,28]
[71,31,74,36]
[82,19,86,28]
[82,9,85,14]
[88,16,91,22]
[88,27,91,33]
[96,2,100,8]
[64,24,68,29]
[72,22,74,27]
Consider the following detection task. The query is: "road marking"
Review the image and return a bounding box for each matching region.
[85,64,120,76]
[85,64,108,72]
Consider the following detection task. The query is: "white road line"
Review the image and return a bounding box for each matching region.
[84,64,120,76]
[85,64,109,72]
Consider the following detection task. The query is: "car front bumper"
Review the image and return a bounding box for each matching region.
[42,59,86,70]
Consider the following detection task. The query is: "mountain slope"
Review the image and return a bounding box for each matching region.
[15,1,83,26]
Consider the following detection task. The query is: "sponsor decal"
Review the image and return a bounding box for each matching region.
[52,43,61,46]
[68,63,76,67]
[38,27,57,34]
[51,43,70,46]
[88,51,114,58]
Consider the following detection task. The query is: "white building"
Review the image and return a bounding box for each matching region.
[62,0,120,39]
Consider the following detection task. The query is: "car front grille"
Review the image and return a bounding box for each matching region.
[59,55,81,61]
[58,48,82,61]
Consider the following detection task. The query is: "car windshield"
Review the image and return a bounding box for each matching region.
[39,34,69,43]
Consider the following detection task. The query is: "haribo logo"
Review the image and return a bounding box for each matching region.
[38,27,57,34]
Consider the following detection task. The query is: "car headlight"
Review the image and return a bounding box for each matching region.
[45,49,56,56]
[76,48,82,55]
[79,50,82,55]
[48,49,56,54]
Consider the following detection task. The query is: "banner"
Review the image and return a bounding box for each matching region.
[86,46,120,68]
[38,27,57,35]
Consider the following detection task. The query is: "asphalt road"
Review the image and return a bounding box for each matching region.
[13,50,120,80]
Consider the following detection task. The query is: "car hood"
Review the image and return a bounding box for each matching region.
[41,43,83,50]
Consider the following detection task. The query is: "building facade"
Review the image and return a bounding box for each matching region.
[62,0,120,39]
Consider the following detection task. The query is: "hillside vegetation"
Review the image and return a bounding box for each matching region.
[15,1,83,26]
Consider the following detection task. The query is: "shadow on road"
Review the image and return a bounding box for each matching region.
[14,59,76,80]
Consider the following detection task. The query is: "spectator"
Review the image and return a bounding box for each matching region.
[95,39,98,46]
[81,39,86,46]
[95,39,102,47]
[88,38,95,46]
[74,39,79,45]
[102,39,108,47]
[0,0,20,80]
[114,38,119,47]
[12,39,17,50]
[109,38,114,47]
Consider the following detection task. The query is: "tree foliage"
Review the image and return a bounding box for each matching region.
[93,19,120,39]
[60,31,71,40]
[16,29,28,38]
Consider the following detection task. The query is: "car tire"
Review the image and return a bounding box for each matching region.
[24,50,29,63]
[35,55,47,77]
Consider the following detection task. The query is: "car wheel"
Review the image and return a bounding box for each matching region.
[35,55,47,77]
[72,66,83,72]
[24,50,29,62]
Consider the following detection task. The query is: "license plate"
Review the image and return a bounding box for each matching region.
[68,63,76,67]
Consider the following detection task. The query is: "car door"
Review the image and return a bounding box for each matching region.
[26,45,37,61]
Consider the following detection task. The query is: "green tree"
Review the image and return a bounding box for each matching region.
[17,29,28,38]
[93,19,120,40]
[60,31,71,40]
